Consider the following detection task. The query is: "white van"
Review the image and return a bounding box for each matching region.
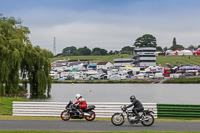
[140,71,147,77]
[148,74,155,79]
[138,74,144,79]
[154,73,164,79]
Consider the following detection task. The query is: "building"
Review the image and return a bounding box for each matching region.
[133,47,156,67]
[97,62,114,70]
[113,58,133,68]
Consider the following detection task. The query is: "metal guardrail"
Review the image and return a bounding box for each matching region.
[13,102,157,118]
[157,104,200,119]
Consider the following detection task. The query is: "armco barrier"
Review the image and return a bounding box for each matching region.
[13,102,157,118]
[157,104,200,118]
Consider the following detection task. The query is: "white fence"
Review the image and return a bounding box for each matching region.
[13,102,157,118]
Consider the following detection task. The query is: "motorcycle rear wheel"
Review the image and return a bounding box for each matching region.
[61,111,70,121]
[141,114,154,126]
[85,110,96,121]
[111,113,125,126]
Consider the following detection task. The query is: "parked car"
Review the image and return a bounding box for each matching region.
[109,75,121,80]
[148,74,155,79]
[154,73,164,79]
[183,73,194,77]
[100,73,108,79]
[138,74,144,79]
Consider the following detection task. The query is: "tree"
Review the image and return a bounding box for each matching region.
[133,34,157,47]
[0,15,51,97]
[21,45,52,98]
[170,38,184,51]
[108,50,113,55]
[114,50,120,55]
[188,45,196,49]
[62,46,77,56]
[173,37,177,46]
[99,48,107,55]
[156,46,162,51]
[93,51,101,55]
[120,46,134,54]
[163,47,168,52]
[0,15,29,95]
[92,47,107,55]
[78,46,91,55]
[92,47,101,55]
[170,44,184,51]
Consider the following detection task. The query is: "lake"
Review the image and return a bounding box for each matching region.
[27,84,200,104]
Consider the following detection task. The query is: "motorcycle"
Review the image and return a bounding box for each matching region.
[61,100,96,121]
[111,105,154,126]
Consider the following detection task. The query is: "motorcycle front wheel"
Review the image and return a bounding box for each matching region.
[111,113,125,126]
[85,110,96,121]
[141,114,154,126]
[61,110,70,121]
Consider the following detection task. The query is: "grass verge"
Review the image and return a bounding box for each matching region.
[1,97,200,122]
[0,131,200,133]
[53,79,156,84]
[164,77,200,83]
[0,115,200,122]
[0,97,27,115]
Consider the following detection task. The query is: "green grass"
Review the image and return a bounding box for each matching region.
[53,79,156,84]
[0,131,200,133]
[1,115,200,122]
[51,54,132,63]
[156,55,200,66]
[164,77,200,83]
[52,54,200,66]
[0,97,27,115]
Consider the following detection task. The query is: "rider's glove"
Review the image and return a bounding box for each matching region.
[123,107,126,111]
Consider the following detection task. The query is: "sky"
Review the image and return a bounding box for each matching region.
[1,0,200,54]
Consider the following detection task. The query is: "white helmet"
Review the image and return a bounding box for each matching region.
[75,94,82,100]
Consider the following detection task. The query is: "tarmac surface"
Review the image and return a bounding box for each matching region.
[0,120,200,132]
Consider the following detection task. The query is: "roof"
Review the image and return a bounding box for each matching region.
[88,63,97,67]
[97,62,108,65]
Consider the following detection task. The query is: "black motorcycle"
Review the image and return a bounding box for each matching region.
[111,105,154,126]
[61,100,96,121]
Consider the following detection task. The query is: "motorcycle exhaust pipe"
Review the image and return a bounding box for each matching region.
[84,113,91,116]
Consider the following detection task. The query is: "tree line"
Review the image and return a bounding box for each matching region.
[0,15,52,97]
[57,46,134,56]
[58,34,200,56]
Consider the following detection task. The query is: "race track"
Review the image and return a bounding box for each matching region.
[0,120,200,132]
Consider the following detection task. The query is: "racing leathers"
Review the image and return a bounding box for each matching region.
[74,97,87,116]
[126,99,144,119]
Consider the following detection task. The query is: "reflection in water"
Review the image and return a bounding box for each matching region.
[26,85,51,101]
[27,84,200,104]
[29,94,51,100]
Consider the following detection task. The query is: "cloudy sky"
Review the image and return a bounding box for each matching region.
[1,0,200,54]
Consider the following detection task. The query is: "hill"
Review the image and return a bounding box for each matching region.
[51,54,132,64]
[51,55,200,66]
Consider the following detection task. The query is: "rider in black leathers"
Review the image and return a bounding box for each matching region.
[126,95,144,120]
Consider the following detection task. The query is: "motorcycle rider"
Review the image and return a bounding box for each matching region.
[126,95,144,120]
[74,94,87,117]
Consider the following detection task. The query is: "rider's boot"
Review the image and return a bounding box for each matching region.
[79,109,83,117]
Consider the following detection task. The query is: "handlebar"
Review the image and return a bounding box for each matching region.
[121,105,127,112]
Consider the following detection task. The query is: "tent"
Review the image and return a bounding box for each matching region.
[125,65,133,67]
[71,68,79,72]
[177,50,193,55]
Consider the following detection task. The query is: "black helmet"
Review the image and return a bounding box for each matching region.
[130,95,136,102]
